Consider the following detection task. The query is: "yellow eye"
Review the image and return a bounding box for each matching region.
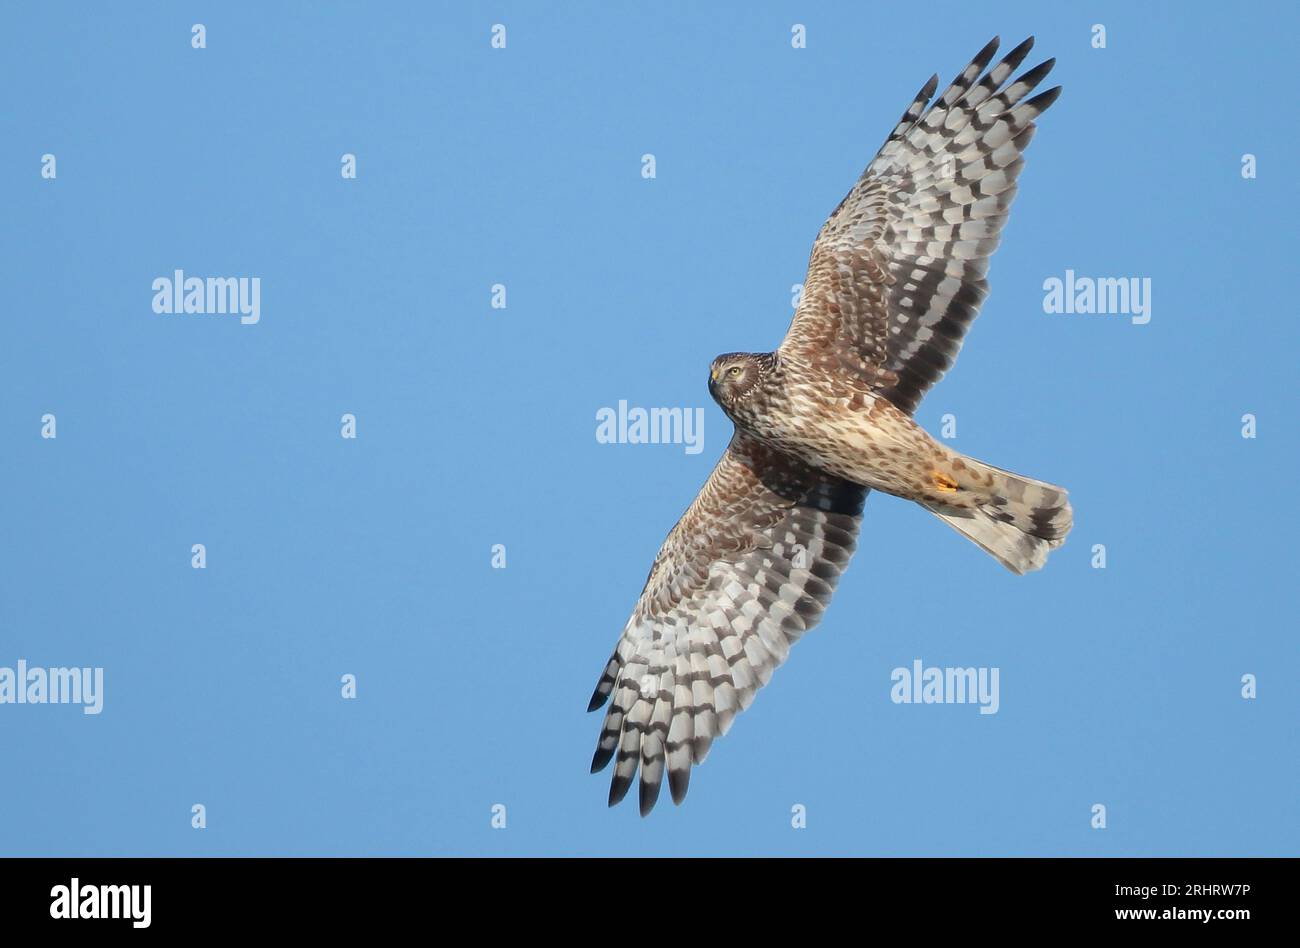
[727,366,743,378]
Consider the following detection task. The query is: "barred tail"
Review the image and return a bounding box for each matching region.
[924,459,1072,574]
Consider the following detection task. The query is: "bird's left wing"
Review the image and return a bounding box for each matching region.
[779,36,1061,414]
[588,430,866,815]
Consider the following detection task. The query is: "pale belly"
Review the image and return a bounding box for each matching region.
[758,383,954,501]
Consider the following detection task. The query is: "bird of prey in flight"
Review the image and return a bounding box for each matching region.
[589,37,1071,815]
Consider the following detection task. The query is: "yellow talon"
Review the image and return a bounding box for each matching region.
[932,471,959,493]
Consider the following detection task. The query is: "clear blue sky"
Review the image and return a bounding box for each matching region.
[1,2,1295,856]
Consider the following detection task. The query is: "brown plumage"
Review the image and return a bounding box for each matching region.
[590,37,1073,814]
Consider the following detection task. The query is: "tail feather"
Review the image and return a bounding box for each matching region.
[924,458,1072,574]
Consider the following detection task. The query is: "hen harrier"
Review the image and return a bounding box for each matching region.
[589,37,1071,815]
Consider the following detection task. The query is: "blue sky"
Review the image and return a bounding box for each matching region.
[1,2,1295,856]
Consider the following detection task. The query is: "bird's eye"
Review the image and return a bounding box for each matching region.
[727,366,743,378]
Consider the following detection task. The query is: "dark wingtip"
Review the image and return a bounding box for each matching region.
[638,781,660,818]
[1018,57,1057,88]
[586,690,607,713]
[1028,85,1063,112]
[996,37,1036,75]
[608,773,633,807]
[590,744,614,774]
[668,768,691,806]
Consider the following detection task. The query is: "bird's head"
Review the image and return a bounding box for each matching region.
[708,352,769,413]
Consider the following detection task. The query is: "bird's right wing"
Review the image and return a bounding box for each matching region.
[588,430,867,815]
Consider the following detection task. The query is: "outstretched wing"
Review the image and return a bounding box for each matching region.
[588,431,866,815]
[779,36,1061,414]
